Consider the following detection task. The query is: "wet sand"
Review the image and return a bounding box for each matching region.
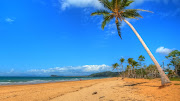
[0,78,179,101]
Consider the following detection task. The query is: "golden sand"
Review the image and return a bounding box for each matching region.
[0,78,179,101]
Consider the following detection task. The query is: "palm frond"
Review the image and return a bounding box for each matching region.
[111,0,121,10]
[132,60,139,67]
[120,58,125,63]
[112,63,119,70]
[99,0,113,11]
[101,15,114,29]
[91,10,110,16]
[122,9,142,19]
[120,0,128,9]
[111,0,116,9]
[120,0,134,10]
[121,0,128,7]
[127,9,153,13]
[115,20,122,39]
[128,58,133,64]
[125,0,134,6]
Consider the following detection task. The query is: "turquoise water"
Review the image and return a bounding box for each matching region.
[0,77,107,85]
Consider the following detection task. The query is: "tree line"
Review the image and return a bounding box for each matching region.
[112,50,180,79]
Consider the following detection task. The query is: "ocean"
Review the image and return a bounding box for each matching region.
[0,77,107,85]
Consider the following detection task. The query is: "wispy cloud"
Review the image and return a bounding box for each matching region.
[156,46,172,55]
[59,0,103,10]
[5,18,14,23]
[82,64,109,72]
[134,0,180,5]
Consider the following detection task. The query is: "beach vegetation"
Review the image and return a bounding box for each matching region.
[165,50,180,76]
[112,63,120,75]
[89,71,119,77]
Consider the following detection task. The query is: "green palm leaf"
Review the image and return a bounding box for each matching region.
[122,9,142,19]
[120,0,134,9]
[101,15,114,29]
[125,0,134,7]
[91,0,152,39]
[115,20,122,39]
[112,63,119,70]
[91,10,110,16]
[134,9,153,13]
[99,0,113,11]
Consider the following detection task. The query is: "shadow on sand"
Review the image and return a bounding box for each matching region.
[124,82,147,86]
[124,82,172,88]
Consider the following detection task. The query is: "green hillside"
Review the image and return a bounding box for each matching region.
[89,71,119,77]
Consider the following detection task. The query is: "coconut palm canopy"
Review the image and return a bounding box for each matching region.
[91,0,151,39]
[132,60,139,67]
[138,55,145,62]
[120,58,125,63]
[128,58,133,65]
[112,63,119,70]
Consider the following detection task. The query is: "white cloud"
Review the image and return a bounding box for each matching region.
[5,18,14,23]
[27,64,111,75]
[60,0,103,10]
[83,64,110,72]
[134,0,178,4]
[156,46,172,55]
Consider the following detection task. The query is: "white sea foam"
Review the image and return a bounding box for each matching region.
[0,79,79,85]
[0,80,64,85]
[0,77,106,85]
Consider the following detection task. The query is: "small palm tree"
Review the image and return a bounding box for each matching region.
[91,0,170,85]
[112,63,120,76]
[131,60,139,78]
[138,55,145,78]
[138,55,145,64]
[127,58,133,77]
[126,65,131,77]
[120,57,125,79]
[127,58,133,65]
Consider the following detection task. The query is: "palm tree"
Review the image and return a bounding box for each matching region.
[91,0,170,85]
[120,57,125,79]
[138,55,145,65]
[138,55,145,78]
[131,60,139,78]
[126,65,131,77]
[127,58,133,77]
[112,63,120,76]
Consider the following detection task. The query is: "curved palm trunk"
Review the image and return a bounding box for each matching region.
[123,19,170,85]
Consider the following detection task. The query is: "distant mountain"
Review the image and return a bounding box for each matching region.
[89,71,119,77]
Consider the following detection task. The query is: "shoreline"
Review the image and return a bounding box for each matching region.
[0,77,109,86]
[0,77,179,101]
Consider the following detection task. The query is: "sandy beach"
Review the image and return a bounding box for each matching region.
[0,78,179,101]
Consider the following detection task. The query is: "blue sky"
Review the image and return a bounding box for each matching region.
[0,0,180,76]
